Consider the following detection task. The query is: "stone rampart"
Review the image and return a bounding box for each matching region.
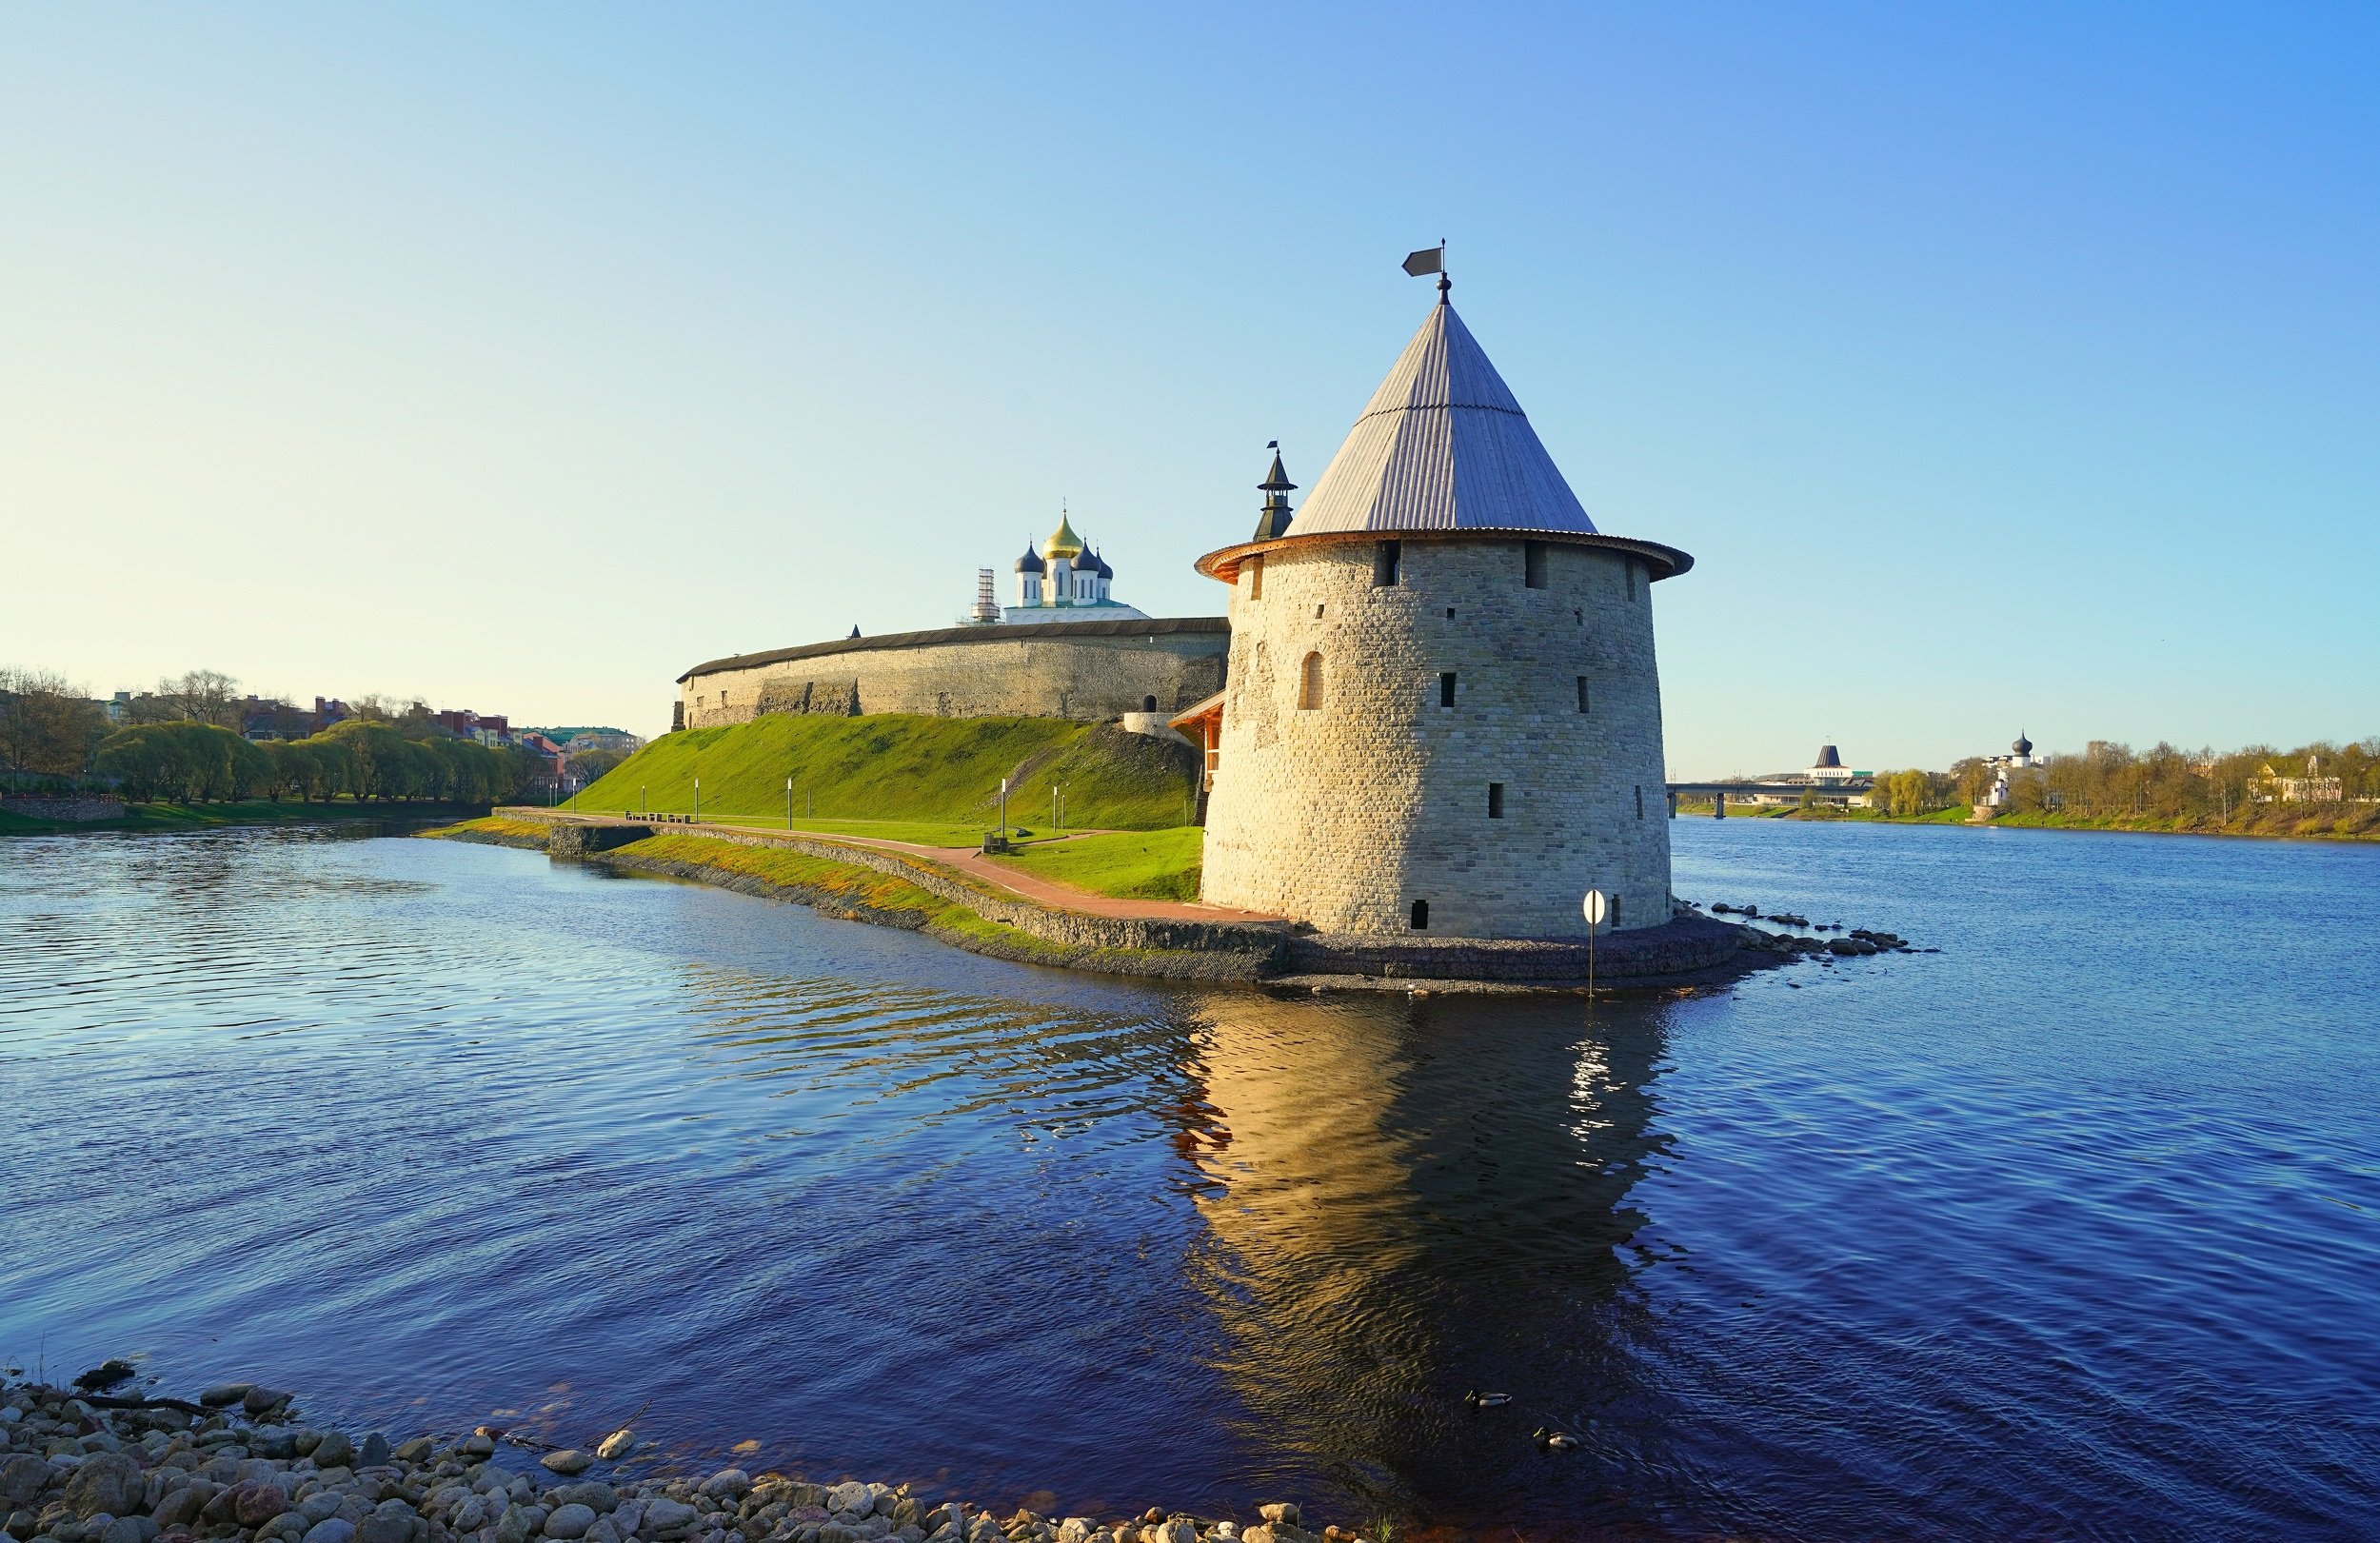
[677,618,1229,730]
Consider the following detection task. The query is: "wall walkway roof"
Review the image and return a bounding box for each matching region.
[678,616,1227,684]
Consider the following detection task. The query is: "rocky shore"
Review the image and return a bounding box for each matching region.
[0,1377,1336,1543]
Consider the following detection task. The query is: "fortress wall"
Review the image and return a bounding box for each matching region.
[1199,539,1673,938]
[680,623,1228,729]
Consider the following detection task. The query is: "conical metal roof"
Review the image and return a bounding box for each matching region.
[1285,300,1597,537]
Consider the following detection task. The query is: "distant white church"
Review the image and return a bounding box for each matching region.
[1973,731,2038,814]
[967,508,1150,625]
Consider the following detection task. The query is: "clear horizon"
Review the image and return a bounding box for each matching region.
[4,5,2374,778]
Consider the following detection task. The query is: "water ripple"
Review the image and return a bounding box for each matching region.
[1,823,2376,1539]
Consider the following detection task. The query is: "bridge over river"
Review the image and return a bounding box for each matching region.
[1665,780,1872,817]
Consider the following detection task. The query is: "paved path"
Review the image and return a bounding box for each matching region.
[832,831,1285,923]
[580,814,1285,925]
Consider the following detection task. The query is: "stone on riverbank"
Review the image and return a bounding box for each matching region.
[63,1455,143,1519]
[0,1372,1323,1543]
[303,1518,357,1543]
[538,1451,593,1477]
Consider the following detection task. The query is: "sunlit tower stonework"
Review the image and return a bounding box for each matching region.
[1185,281,1694,939]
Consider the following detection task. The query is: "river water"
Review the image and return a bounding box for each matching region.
[3,821,2375,1540]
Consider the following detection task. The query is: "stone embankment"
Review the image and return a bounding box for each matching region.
[0,1377,1334,1543]
[433,812,1863,992]
[0,796,128,823]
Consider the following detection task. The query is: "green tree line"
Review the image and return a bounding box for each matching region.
[4,664,549,806]
[1867,738,2380,829]
[91,719,534,804]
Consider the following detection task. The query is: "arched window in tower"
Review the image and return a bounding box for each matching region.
[1298,651,1324,710]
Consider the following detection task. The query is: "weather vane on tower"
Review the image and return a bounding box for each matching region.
[1402,240,1449,300]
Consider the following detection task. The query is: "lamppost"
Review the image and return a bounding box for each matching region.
[694,775,701,823]
[786,775,794,831]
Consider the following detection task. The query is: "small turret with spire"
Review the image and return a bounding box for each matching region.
[1253,442,1297,541]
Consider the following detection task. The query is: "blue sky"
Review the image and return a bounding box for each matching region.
[3,4,2373,773]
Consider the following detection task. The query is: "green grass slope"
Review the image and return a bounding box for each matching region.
[571,715,1201,832]
[991,827,1204,901]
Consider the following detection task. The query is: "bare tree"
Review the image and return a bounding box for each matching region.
[0,666,107,783]
[157,669,242,728]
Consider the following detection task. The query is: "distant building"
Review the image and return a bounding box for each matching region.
[1805,743,1863,784]
[1973,732,2039,816]
[527,726,644,755]
[430,709,511,746]
[2253,754,2343,803]
[518,732,568,784]
[237,695,355,740]
[1728,744,1874,804]
[1002,509,1150,624]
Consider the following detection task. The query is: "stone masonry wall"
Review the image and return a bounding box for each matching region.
[0,794,128,822]
[1200,538,1675,938]
[680,625,1228,729]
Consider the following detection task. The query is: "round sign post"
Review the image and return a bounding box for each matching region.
[1583,888,1610,1001]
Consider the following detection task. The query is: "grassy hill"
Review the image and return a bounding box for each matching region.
[991,827,1204,900]
[571,714,1201,833]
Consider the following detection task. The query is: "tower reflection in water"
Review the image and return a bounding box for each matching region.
[1178,989,1685,1534]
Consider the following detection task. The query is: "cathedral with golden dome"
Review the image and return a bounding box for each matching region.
[1001,508,1148,624]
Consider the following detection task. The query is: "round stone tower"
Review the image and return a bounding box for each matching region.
[1190,284,1693,939]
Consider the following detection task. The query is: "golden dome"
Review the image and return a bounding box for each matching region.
[1041,509,1084,561]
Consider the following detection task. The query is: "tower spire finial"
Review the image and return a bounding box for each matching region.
[1401,239,1449,301]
